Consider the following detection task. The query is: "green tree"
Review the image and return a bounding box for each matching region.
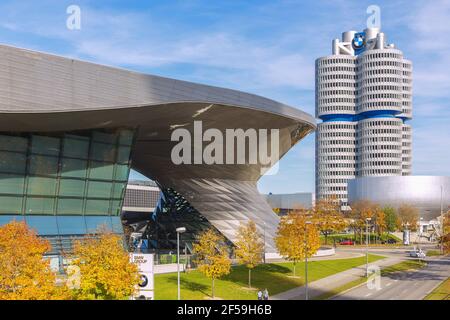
[235,220,264,288]
[275,211,321,277]
[383,206,398,233]
[193,229,231,299]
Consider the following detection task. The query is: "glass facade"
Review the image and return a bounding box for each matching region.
[137,187,230,253]
[0,129,135,254]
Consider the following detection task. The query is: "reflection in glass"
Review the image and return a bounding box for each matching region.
[25,216,58,235]
[25,197,55,215]
[57,216,87,235]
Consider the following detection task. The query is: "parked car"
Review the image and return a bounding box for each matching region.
[339,239,354,245]
[409,249,426,259]
[381,238,397,244]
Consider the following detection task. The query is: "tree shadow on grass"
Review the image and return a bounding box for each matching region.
[257,263,292,274]
[166,275,210,296]
[221,263,303,294]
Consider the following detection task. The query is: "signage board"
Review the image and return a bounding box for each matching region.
[130,253,155,300]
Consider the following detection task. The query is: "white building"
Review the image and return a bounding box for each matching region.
[315,27,412,204]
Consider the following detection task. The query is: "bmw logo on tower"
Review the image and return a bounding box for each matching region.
[352,32,366,53]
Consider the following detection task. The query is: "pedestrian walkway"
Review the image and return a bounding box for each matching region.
[271,256,402,300]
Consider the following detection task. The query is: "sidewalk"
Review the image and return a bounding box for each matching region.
[271,256,402,300]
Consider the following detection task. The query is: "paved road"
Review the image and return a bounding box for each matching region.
[331,255,450,300]
[271,256,402,300]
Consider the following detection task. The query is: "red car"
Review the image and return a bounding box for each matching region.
[339,239,354,245]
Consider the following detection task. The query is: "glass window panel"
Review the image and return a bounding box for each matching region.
[111,216,124,233]
[57,216,87,235]
[90,142,116,162]
[29,155,58,176]
[110,200,122,216]
[87,181,112,198]
[89,162,114,180]
[114,164,130,181]
[117,146,131,164]
[85,200,110,215]
[57,198,84,215]
[25,216,58,235]
[63,136,89,159]
[27,177,57,196]
[119,130,134,146]
[0,151,26,174]
[61,158,87,178]
[0,215,24,225]
[92,132,116,144]
[0,173,25,195]
[58,179,85,197]
[85,216,113,234]
[0,196,23,214]
[25,197,55,215]
[0,135,28,152]
[31,136,60,156]
[112,182,125,199]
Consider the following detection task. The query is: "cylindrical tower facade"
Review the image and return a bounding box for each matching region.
[315,28,412,204]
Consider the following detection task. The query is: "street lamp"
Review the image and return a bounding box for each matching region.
[305,220,312,300]
[176,227,186,300]
[365,218,372,277]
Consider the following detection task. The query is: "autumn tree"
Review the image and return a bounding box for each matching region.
[312,197,346,244]
[383,206,398,233]
[193,228,231,299]
[275,211,320,277]
[69,230,140,300]
[349,200,376,244]
[397,204,419,232]
[235,220,264,288]
[0,221,69,300]
[373,205,386,239]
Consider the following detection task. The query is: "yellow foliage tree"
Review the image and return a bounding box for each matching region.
[0,221,69,300]
[397,204,419,232]
[275,211,320,277]
[193,228,231,298]
[69,230,140,300]
[312,197,347,245]
[373,205,386,239]
[350,200,376,244]
[235,220,264,288]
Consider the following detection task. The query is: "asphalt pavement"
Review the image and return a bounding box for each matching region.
[331,255,450,300]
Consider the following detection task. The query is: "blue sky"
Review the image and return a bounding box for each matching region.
[1,0,449,194]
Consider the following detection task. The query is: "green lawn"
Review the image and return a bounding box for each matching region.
[424,277,450,300]
[380,259,426,275]
[154,254,385,300]
[426,250,443,257]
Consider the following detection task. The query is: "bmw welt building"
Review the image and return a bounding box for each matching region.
[0,45,315,255]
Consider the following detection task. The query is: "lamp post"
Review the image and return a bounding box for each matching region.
[176,227,186,300]
[305,220,312,300]
[366,218,371,277]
